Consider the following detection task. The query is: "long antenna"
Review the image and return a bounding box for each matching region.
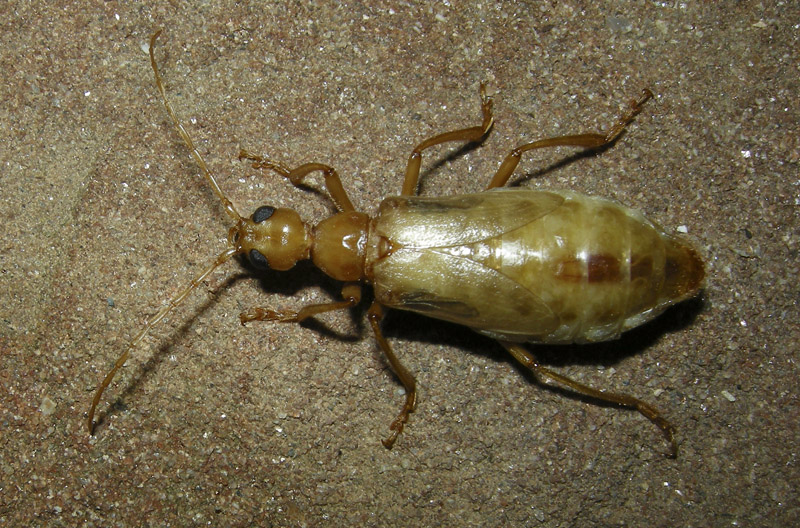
[149,29,241,221]
[87,30,244,433]
[87,248,237,433]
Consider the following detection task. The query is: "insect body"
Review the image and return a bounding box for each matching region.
[87,31,704,458]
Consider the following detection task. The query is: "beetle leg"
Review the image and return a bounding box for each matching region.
[239,150,356,213]
[367,301,418,449]
[239,283,361,324]
[501,341,677,458]
[401,84,494,196]
[487,89,653,189]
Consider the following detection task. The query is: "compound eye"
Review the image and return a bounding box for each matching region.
[252,205,276,223]
[248,248,269,270]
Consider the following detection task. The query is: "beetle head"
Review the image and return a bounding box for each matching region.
[230,205,311,271]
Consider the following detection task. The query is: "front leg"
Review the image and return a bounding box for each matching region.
[240,283,362,324]
[239,150,356,213]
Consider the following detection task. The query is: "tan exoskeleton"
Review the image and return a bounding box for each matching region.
[88,31,704,458]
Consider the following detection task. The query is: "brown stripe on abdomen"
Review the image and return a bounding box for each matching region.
[554,254,623,283]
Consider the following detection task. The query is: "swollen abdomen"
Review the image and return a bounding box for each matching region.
[368,189,704,345]
[483,191,704,343]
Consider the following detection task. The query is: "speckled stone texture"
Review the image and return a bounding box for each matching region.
[2,2,797,526]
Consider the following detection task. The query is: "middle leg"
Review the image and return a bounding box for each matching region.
[401,84,494,196]
[367,301,418,448]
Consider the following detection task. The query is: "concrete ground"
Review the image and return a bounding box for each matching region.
[1,1,797,526]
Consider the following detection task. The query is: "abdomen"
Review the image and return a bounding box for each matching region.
[366,189,704,344]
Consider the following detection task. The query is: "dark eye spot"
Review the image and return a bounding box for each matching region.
[249,249,269,269]
[252,206,276,223]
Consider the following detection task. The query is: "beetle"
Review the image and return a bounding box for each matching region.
[87,30,704,457]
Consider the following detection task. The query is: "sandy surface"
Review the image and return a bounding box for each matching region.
[2,1,797,526]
